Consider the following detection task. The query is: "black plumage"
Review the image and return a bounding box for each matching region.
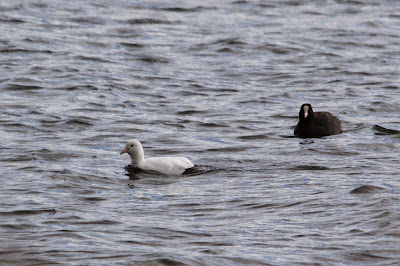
[294,103,342,138]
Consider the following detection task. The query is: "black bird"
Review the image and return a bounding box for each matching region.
[294,103,342,138]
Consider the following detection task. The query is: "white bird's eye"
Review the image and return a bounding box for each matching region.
[130,144,134,147]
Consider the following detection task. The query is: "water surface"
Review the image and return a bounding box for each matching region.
[1,0,400,264]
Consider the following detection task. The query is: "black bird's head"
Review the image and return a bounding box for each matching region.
[299,103,313,122]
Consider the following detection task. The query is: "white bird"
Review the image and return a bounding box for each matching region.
[120,139,194,175]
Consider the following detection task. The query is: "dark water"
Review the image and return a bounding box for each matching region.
[1,0,400,264]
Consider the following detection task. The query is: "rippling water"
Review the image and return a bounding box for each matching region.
[1,0,400,264]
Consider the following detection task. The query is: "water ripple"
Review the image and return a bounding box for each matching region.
[1,0,400,265]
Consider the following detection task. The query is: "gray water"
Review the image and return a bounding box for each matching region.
[1,0,400,265]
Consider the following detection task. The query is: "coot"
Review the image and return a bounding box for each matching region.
[294,103,342,138]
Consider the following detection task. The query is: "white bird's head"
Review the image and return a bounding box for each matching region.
[120,139,145,164]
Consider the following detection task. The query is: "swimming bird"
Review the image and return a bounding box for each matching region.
[120,139,194,175]
[294,103,342,138]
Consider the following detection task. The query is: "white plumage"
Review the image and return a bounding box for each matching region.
[120,139,194,175]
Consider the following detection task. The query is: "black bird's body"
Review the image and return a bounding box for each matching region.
[294,103,342,138]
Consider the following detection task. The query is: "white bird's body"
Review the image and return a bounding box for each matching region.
[120,139,194,175]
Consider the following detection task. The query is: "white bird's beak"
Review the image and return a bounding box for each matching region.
[120,148,127,155]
